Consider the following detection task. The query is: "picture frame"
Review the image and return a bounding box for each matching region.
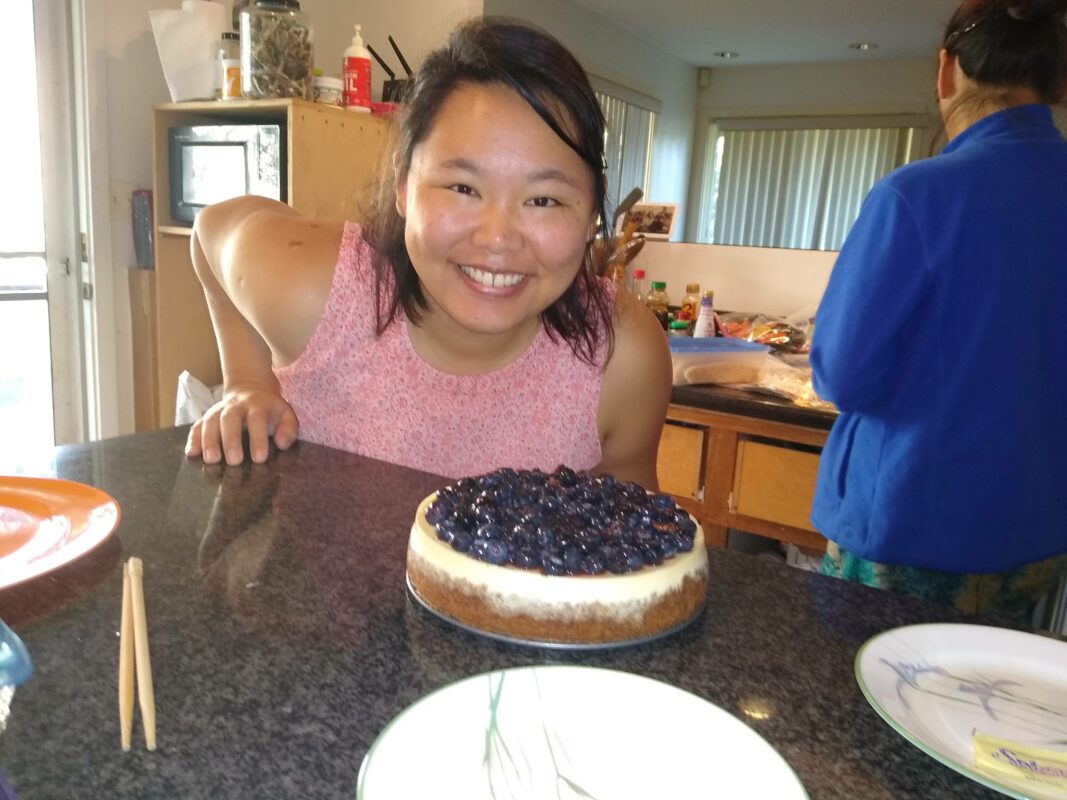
[616,202,678,241]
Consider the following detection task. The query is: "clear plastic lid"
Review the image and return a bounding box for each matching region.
[667,337,769,353]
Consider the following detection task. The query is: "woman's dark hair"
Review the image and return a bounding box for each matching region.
[943,0,1067,101]
[363,17,613,365]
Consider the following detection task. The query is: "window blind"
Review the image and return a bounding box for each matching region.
[595,91,656,217]
[702,119,921,250]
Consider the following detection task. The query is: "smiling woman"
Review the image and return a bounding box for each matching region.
[184,17,672,491]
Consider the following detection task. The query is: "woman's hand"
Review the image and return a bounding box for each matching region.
[185,383,298,465]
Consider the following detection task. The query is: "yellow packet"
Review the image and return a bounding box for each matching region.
[973,731,1067,800]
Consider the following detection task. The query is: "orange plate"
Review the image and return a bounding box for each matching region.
[0,477,121,590]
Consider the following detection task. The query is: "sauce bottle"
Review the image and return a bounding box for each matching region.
[680,283,701,321]
[645,281,670,330]
[692,290,716,338]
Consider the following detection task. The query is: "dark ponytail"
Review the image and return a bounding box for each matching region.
[943,0,1067,101]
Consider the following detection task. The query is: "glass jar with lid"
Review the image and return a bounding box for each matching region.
[240,0,314,99]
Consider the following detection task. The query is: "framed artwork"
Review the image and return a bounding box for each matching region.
[617,202,678,240]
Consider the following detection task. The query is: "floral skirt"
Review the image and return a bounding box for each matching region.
[819,542,1067,627]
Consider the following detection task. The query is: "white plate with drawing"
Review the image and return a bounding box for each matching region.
[357,665,807,799]
[856,623,1067,800]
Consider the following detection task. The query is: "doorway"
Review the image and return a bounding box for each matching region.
[0,0,84,472]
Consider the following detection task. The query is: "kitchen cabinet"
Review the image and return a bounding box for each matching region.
[657,386,833,551]
[135,99,390,429]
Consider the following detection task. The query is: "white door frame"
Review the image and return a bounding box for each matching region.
[33,0,86,445]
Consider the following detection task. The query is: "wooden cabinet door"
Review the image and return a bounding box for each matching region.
[657,422,706,499]
[733,440,819,531]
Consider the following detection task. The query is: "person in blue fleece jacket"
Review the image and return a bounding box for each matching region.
[810,0,1067,624]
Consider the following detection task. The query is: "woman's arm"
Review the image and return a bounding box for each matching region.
[596,289,673,489]
[810,182,931,411]
[185,196,343,464]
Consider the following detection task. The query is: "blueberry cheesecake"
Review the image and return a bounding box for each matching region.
[406,466,708,645]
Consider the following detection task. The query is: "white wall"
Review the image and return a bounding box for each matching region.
[483,0,696,236]
[630,240,835,318]
[303,0,483,101]
[686,57,940,240]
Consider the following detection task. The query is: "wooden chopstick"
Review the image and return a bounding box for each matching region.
[119,565,134,750]
[119,557,157,751]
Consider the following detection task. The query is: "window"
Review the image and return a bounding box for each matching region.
[697,115,927,250]
[591,78,659,218]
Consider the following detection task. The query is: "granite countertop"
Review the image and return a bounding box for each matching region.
[0,427,1011,798]
[671,383,838,430]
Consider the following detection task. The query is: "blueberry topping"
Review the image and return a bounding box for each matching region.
[451,529,473,552]
[484,540,511,565]
[542,551,566,575]
[426,466,698,576]
[512,547,540,569]
[425,498,451,525]
[475,523,502,541]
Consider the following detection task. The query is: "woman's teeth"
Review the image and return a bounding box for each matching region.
[460,265,525,288]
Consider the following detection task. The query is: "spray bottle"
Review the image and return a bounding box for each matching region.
[343,24,372,110]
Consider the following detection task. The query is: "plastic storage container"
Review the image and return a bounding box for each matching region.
[240,0,314,99]
[667,336,770,386]
[313,75,343,106]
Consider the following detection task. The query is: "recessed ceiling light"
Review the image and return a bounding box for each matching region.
[849,42,878,51]
[713,51,740,59]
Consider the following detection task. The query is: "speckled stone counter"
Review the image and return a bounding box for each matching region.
[0,427,1012,798]
[671,384,837,430]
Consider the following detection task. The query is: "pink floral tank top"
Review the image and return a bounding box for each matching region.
[273,224,611,479]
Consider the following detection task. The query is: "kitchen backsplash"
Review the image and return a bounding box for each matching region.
[628,241,837,318]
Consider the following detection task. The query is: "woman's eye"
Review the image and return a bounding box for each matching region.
[449,184,477,196]
[528,196,559,208]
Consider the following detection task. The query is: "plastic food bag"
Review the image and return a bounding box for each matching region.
[718,311,811,353]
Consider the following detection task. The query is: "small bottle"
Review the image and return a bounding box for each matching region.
[691,290,716,338]
[343,24,372,111]
[681,283,701,321]
[630,268,647,301]
[646,281,670,330]
[668,320,691,337]
[217,32,241,101]
[241,0,314,99]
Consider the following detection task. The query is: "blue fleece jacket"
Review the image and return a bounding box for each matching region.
[810,104,1067,573]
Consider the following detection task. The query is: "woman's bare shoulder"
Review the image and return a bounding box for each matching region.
[596,287,672,488]
[197,197,349,362]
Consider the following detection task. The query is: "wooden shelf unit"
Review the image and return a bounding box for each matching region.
[136,99,391,429]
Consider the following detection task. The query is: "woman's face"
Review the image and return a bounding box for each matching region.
[397,82,597,341]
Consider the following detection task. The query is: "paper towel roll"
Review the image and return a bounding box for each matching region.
[150,0,228,102]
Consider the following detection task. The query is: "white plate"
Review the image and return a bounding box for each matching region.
[357,665,807,800]
[856,623,1067,800]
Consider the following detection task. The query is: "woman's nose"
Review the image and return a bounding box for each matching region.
[471,203,523,252]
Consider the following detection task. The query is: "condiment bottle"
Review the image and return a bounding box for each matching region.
[668,320,691,337]
[692,290,716,338]
[217,32,241,101]
[681,283,701,320]
[240,0,314,100]
[630,268,647,302]
[343,24,372,110]
[646,281,670,330]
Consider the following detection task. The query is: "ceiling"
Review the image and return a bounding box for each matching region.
[567,0,963,67]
